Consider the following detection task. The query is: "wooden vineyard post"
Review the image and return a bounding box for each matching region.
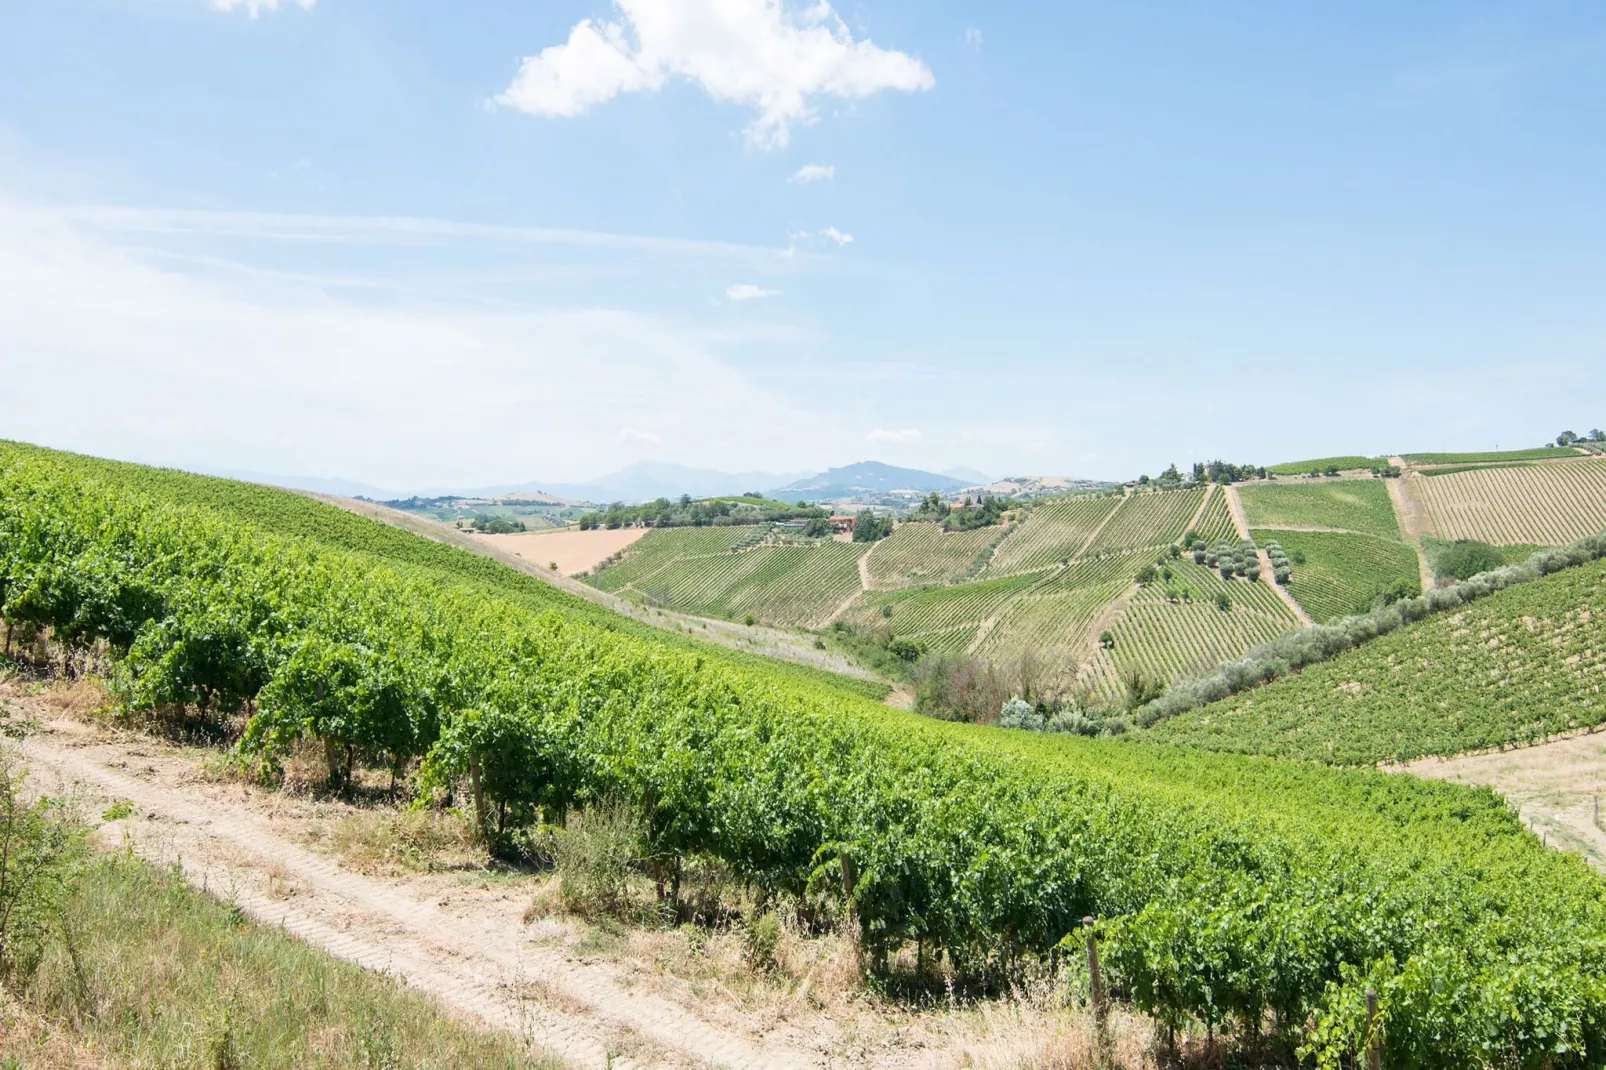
[1084,916,1111,1066]
[1365,987,1381,1070]
[1595,794,1600,832]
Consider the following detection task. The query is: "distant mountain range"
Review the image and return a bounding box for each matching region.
[768,461,969,501]
[203,460,1018,506]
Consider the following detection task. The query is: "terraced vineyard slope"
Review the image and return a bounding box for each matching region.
[983,493,1120,575]
[1413,456,1606,546]
[864,522,998,588]
[1147,552,1606,764]
[591,526,866,627]
[1237,478,1401,539]
[1251,528,1421,624]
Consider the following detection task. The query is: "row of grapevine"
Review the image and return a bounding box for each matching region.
[865,523,998,589]
[1083,487,1205,555]
[1236,478,1402,539]
[1250,529,1420,624]
[1188,485,1239,542]
[983,495,1121,575]
[1415,458,1606,546]
[622,541,865,627]
[3,443,1606,1063]
[589,526,746,591]
[844,569,1049,640]
[1149,555,1606,764]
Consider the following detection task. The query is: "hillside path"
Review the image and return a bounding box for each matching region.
[1383,459,1437,594]
[821,545,872,626]
[18,715,823,1070]
[1223,486,1312,626]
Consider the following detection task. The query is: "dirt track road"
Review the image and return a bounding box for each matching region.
[18,717,822,1070]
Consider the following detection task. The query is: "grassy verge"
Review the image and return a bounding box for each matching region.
[3,850,554,1069]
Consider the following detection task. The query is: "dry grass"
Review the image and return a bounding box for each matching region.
[0,988,115,1069]
[38,677,111,721]
[324,808,485,876]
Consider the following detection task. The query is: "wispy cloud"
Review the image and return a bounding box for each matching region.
[726,283,782,300]
[963,27,983,52]
[46,204,780,259]
[789,164,835,184]
[494,0,934,149]
[211,0,315,16]
[788,226,853,249]
[0,199,833,487]
[867,428,921,444]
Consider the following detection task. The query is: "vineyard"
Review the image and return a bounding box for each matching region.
[1236,478,1401,539]
[1405,446,1585,464]
[594,529,865,627]
[1251,529,1422,623]
[7,441,1606,1064]
[1189,485,1239,542]
[1414,458,1606,546]
[1265,454,1384,475]
[844,569,1051,651]
[1146,553,1606,765]
[982,494,1120,575]
[969,553,1142,664]
[1082,557,1301,699]
[1082,487,1204,555]
[864,522,998,588]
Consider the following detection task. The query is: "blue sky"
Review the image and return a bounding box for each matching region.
[2,1,1604,489]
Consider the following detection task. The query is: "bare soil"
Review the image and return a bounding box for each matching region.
[1405,729,1606,870]
[484,527,648,577]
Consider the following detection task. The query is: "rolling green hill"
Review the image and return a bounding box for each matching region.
[1145,551,1606,764]
[7,440,1606,1063]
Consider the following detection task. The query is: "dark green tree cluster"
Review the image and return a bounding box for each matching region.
[1192,460,1265,484]
[578,495,825,530]
[851,510,893,542]
[470,514,526,534]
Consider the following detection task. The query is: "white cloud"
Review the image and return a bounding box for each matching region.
[867,428,921,444]
[788,226,853,248]
[789,164,835,184]
[619,427,661,445]
[495,0,935,148]
[211,0,315,16]
[726,283,782,300]
[963,27,983,51]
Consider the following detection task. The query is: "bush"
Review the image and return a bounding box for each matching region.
[1215,592,1231,611]
[552,805,643,920]
[1432,540,1506,581]
[998,696,1043,731]
[0,748,86,983]
[744,911,782,971]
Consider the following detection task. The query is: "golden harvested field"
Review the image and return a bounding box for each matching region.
[483,526,646,575]
[1413,458,1606,546]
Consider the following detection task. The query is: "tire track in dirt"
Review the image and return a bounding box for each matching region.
[19,722,821,1070]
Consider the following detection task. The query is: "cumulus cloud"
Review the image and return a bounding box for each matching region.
[495,0,934,148]
[789,164,835,184]
[211,0,315,16]
[726,283,783,300]
[867,428,921,444]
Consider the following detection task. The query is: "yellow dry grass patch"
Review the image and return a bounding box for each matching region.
[483,526,648,575]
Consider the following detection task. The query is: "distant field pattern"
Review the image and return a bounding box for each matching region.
[1253,529,1420,624]
[845,570,1050,647]
[594,527,865,627]
[1237,479,1401,539]
[985,495,1120,575]
[1414,459,1606,546]
[1266,455,1383,475]
[1405,447,1584,465]
[1190,486,1239,542]
[866,523,997,588]
[1084,559,1300,699]
[1083,488,1205,555]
